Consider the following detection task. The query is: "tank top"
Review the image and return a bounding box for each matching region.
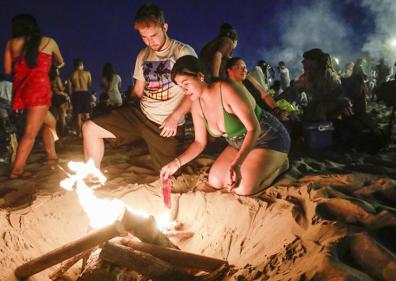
[199,83,262,138]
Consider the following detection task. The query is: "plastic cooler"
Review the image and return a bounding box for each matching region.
[303,121,334,150]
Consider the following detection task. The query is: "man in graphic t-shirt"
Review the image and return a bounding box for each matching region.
[82,4,196,172]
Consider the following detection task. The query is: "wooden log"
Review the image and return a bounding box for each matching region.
[118,237,228,272]
[15,220,125,279]
[15,209,176,279]
[100,242,194,281]
[48,247,95,280]
[120,209,177,249]
[77,249,119,281]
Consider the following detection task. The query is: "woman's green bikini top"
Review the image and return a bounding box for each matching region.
[199,82,262,138]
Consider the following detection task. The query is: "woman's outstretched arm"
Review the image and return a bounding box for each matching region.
[160,101,207,179]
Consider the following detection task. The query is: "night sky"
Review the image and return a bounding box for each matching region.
[0,0,378,93]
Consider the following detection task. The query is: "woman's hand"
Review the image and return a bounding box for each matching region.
[226,163,241,192]
[160,159,180,181]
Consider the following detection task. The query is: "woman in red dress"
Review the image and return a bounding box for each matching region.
[4,14,65,179]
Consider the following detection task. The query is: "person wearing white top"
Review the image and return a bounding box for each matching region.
[101,63,122,107]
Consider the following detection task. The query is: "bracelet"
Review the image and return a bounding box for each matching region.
[174,157,182,169]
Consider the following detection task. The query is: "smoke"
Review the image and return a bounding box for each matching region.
[361,0,396,66]
[263,1,355,79]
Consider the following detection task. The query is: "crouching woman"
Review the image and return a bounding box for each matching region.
[160,55,290,196]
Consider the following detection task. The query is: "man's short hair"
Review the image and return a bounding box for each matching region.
[73,58,84,68]
[257,60,267,67]
[134,4,165,29]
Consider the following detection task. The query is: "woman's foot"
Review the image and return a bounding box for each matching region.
[9,170,32,180]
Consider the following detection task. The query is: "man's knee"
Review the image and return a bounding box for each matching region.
[82,120,95,137]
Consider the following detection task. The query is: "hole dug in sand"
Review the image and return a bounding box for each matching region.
[0,173,396,281]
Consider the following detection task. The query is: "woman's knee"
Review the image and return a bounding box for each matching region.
[208,171,225,189]
[234,180,259,196]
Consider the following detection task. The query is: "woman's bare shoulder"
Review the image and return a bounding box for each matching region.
[218,79,243,95]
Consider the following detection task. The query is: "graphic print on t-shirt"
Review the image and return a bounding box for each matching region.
[142,60,173,101]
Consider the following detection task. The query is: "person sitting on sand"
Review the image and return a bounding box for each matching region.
[160,55,290,196]
[225,57,276,113]
[82,4,196,171]
[293,48,351,122]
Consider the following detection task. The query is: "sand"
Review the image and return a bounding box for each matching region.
[0,104,395,281]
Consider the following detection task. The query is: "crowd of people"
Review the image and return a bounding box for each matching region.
[1,4,395,195]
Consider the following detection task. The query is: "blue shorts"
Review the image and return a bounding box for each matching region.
[225,111,290,153]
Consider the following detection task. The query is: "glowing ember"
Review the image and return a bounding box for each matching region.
[60,160,172,230]
[156,212,171,231]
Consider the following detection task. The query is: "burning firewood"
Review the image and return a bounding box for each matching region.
[76,235,229,281]
[117,236,228,272]
[48,247,96,280]
[99,241,195,281]
[14,208,177,279]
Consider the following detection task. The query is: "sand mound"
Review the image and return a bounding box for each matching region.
[1,167,395,280]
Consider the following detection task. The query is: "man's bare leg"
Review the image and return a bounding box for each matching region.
[82,120,116,168]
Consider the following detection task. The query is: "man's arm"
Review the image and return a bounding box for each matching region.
[66,75,72,96]
[87,72,92,89]
[211,51,223,77]
[159,96,192,137]
[131,79,145,98]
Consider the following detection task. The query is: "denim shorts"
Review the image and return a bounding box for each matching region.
[225,111,290,153]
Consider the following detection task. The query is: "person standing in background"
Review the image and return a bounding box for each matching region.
[4,14,64,179]
[67,58,92,136]
[101,63,123,107]
[278,61,290,91]
[199,23,238,78]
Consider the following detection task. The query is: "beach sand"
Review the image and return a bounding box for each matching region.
[0,104,395,281]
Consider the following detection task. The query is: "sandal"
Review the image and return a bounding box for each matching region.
[9,171,33,180]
